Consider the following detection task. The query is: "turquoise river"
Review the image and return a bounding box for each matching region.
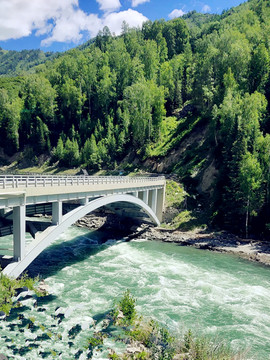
[0,226,270,359]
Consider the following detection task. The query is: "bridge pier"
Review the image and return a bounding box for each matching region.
[143,190,149,204]
[13,205,25,261]
[80,197,88,205]
[52,201,62,225]
[156,188,165,222]
[138,191,144,201]
[149,189,157,214]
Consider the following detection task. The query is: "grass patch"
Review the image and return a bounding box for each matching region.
[2,162,81,176]
[162,180,210,231]
[147,116,179,157]
[165,180,187,208]
[171,136,208,180]
[147,115,202,158]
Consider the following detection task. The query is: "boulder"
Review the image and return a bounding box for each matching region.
[15,286,28,296]
[55,307,65,316]
[64,307,74,318]
[38,280,49,294]
[0,311,6,320]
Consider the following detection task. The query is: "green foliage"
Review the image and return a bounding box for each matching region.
[0,48,56,76]
[165,180,187,208]
[169,210,195,229]
[110,290,138,327]
[117,290,137,325]
[122,80,166,148]
[238,152,263,237]
[128,316,236,360]
[87,332,104,349]
[0,271,40,314]
[181,330,234,360]
[109,353,122,360]
[2,0,270,235]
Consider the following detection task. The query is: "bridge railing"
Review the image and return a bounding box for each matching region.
[0,175,165,189]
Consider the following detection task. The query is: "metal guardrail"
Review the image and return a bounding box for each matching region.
[0,175,165,190]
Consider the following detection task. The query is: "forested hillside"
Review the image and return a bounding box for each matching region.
[0,48,57,76]
[1,0,270,237]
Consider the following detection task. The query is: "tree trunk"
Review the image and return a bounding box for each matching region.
[245,196,250,239]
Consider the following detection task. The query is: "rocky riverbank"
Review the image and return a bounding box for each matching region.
[139,227,270,266]
[76,213,270,266]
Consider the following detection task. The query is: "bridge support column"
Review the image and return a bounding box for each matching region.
[13,205,25,261]
[80,197,88,205]
[156,188,165,222]
[52,201,62,225]
[138,191,144,201]
[143,190,149,205]
[149,189,157,214]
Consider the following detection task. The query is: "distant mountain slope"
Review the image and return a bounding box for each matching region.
[0,48,58,76]
[182,10,221,37]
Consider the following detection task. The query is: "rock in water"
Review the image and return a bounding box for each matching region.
[0,311,6,320]
[15,286,28,296]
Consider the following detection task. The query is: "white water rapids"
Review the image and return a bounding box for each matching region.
[0,226,270,359]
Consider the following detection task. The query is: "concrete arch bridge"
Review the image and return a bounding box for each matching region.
[0,175,166,278]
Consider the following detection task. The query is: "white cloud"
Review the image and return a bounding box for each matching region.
[96,0,121,13]
[202,4,211,13]
[0,0,148,47]
[42,8,147,46]
[0,0,79,41]
[102,9,148,35]
[168,9,185,19]
[41,10,102,46]
[131,0,150,7]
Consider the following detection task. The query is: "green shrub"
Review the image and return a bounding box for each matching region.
[108,292,239,360]
[108,353,122,360]
[118,290,137,325]
[0,270,40,314]
[180,330,235,360]
[87,332,104,349]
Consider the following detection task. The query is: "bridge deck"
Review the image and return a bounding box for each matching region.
[0,175,165,208]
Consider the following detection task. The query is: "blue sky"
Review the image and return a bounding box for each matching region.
[0,0,246,52]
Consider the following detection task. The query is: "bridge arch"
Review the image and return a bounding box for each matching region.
[3,194,159,278]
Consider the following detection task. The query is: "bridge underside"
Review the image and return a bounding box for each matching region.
[1,193,161,278]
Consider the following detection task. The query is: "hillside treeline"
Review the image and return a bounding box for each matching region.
[0,48,56,76]
[1,0,270,236]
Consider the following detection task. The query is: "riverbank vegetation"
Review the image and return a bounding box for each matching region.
[0,288,246,359]
[106,290,243,360]
[0,270,41,314]
[1,0,270,237]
